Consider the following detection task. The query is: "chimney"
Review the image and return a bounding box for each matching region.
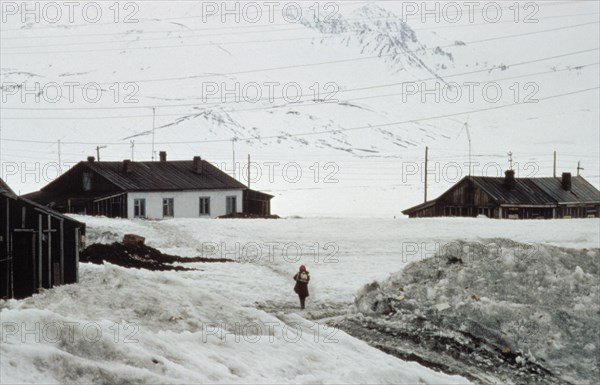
[193,156,203,174]
[504,169,515,189]
[159,151,167,162]
[122,159,131,173]
[87,156,95,162]
[562,172,572,191]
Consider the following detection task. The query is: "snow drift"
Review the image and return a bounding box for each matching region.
[340,239,599,384]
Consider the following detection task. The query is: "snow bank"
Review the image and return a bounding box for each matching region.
[3,216,598,384]
[348,239,600,384]
[1,263,468,384]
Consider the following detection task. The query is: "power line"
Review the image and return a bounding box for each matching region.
[85,36,600,86]
[1,26,314,49]
[0,1,370,32]
[3,10,597,49]
[2,58,597,117]
[0,0,576,34]
[2,86,597,146]
[2,45,597,116]
[0,33,357,54]
[3,20,597,55]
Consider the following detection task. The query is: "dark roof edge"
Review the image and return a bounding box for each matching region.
[402,200,437,214]
[11,194,86,227]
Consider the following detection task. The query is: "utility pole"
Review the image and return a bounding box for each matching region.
[508,151,513,171]
[231,138,236,179]
[424,146,428,203]
[247,154,251,189]
[464,122,472,177]
[577,161,584,176]
[553,150,557,178]
[57,139,61,170]
[151,107,156,161]
[130,140,135,161]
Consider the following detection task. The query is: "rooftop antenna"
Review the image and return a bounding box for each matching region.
[130,140,135,161]
[508,151,514,171]
[577,161,584,176]
[464,120,472,177]
[96,145,107,161]
[231,137,237,179]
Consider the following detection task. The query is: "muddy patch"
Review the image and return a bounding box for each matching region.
[81,242,233,271]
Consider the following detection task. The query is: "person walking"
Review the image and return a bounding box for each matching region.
[293,265,310,310]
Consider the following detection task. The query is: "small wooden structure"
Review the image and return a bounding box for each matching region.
[1,178,85,299]
[403,171,600,219]
[123,234,145,246]
[243,189,274,217]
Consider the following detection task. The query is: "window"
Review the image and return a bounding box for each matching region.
[226,196,237,215]
[134,199,146,218]
[163,198,174,217]
[82,172,92,191]
[199,197,210,216]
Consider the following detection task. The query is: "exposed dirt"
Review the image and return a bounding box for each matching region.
[330,314,561,385]
[81,242,233,271]
[217,213,280,219]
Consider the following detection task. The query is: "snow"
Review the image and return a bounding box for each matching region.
[1,1,599,216]
[350,238,600,383]
[1,263,466,384]
[2,216,598,383]
[80,215,600,306]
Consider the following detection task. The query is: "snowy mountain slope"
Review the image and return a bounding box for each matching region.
[1,1,599,216]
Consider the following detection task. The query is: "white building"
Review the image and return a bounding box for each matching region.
[126,189,243,220]
[24,152,274,219]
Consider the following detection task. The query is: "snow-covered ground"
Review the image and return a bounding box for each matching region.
[1,216,599,383]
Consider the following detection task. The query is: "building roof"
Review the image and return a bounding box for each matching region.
[471,176,600,205]
[403,175,600,214]
[530,177,600,204]
[1,178,84,226]
[245,188,275,199]
[0,177,16,198]
[469,177,556,205]
[46,159,248,192]
[21,190,122,207]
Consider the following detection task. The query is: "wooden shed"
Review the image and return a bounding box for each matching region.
[1,178,85,299]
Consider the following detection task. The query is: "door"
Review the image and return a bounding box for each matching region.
[12,232,36,299]
[162,198,174,218]
[226,196,237,215]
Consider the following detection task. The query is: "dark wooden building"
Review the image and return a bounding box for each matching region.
[403,171,600,219]
[23,153,274,219]
[1,178,85,299]
[243,189,273,217]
